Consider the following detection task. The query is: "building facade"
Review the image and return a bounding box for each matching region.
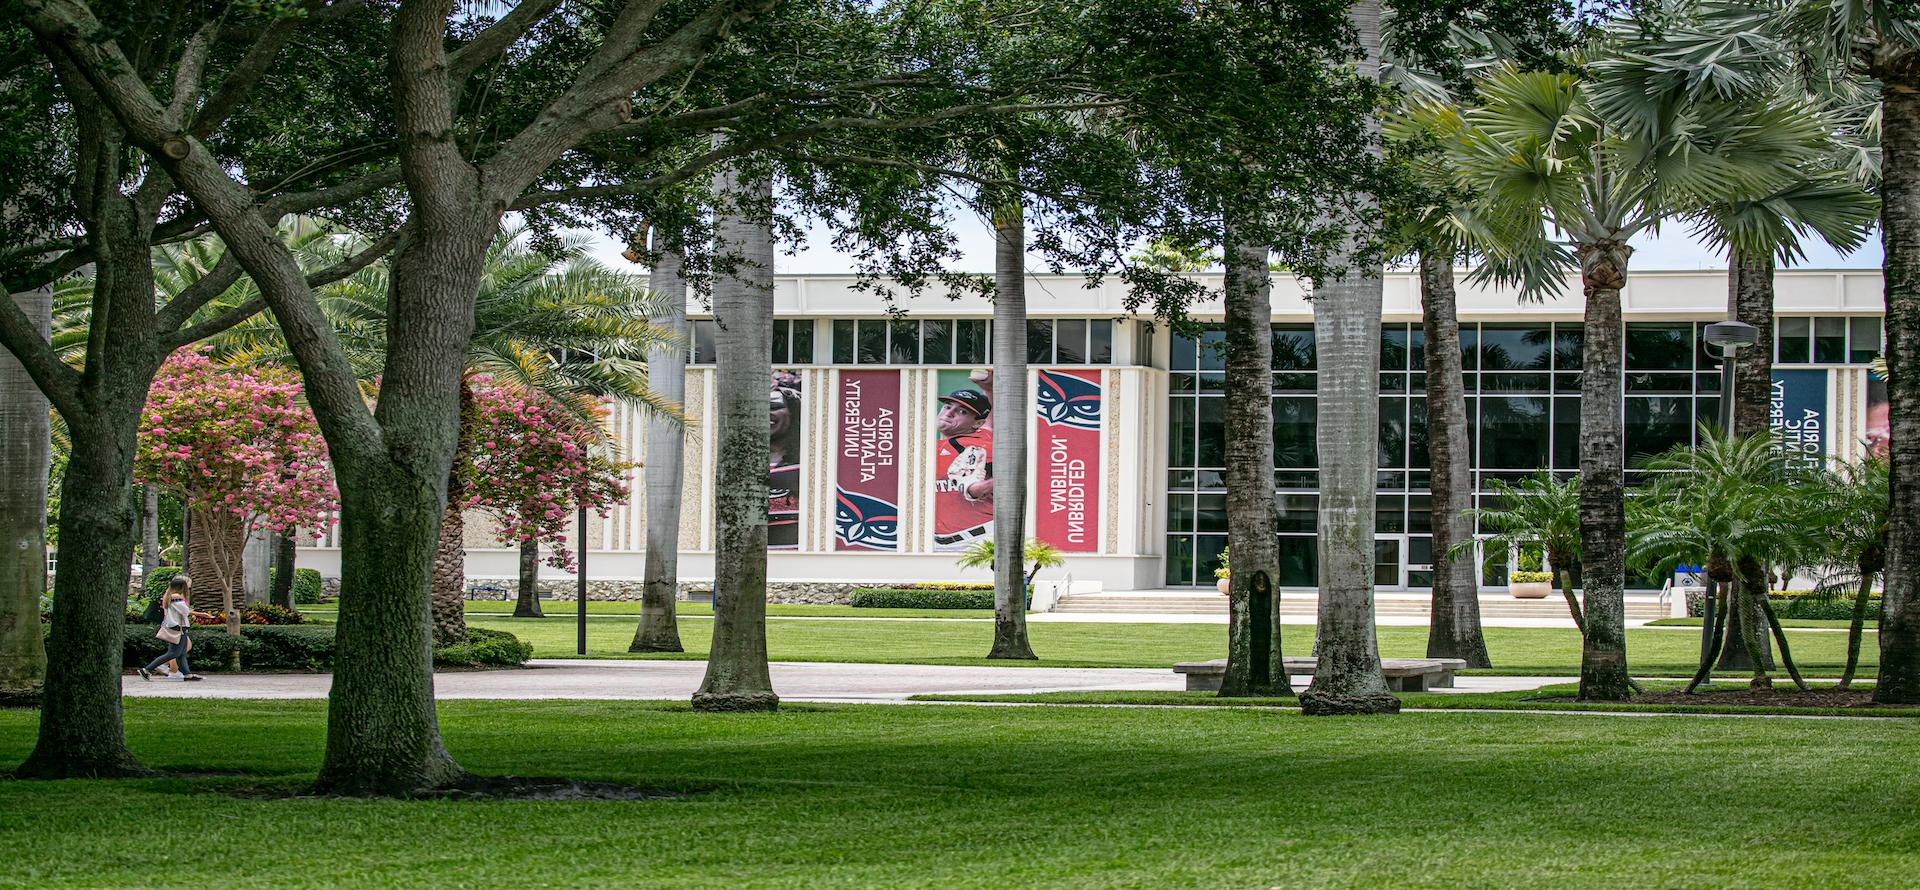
[300,268,1889,593]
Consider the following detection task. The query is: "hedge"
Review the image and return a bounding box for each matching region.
[271,567,326,604]
[104,624,530,672]
[1686,591,1883,622]
[143,566,183,600]
[851,588,995,609]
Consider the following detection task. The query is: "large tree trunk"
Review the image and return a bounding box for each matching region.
[1714,576,1772,672]
[693,167,778,711]
[631,243,686,651]
[1574,241,1635,701]
[1877,83,1920,705]
[1419,251,1490,668]
[140,484,161,576]
[514,539,544,618]
[429,381,477,646]
[1729,247,1775,438]
[987,199,1037,661]
[270,534,296,610]
[0,281,51,706]
[16,410,149,777]
[1301,0,1396,716]
[1219,220,1287,696]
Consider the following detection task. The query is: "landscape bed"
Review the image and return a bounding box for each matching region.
[3,699,1916,888]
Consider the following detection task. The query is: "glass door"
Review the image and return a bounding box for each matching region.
[1373,538,1402,591]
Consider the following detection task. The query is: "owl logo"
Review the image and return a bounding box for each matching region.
[835,488,899,550]
[1037,372,1101,430]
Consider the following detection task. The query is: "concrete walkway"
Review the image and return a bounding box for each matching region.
[120,660,1566,703]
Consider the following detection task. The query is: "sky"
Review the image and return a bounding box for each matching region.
[583,208,1885,277]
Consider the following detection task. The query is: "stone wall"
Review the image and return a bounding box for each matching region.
[320,575,856,605]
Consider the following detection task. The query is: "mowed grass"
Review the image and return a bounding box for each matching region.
[462,613,1882,677]
[302,600,995,620]
[2,699,1917,888]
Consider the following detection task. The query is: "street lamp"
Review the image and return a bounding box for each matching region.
[1695,318,1760,669]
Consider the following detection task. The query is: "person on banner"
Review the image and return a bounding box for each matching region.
[933,382,993,549]
[768,375,803,549]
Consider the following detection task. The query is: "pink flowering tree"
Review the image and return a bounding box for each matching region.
[135,352,338,651]
[462,380,630,573]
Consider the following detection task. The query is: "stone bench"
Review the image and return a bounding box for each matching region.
[1172,657,1468,693]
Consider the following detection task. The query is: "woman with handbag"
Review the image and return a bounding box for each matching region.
[138,576,212,681]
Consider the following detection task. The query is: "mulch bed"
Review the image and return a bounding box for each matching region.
[1541,686,1917,709]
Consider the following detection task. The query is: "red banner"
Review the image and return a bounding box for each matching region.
[1035,369,1101,552]
[835,370,901,551]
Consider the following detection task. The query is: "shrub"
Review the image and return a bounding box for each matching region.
[1510,571,1554,584]
[244,603,306,625]
[851,588,995,609]
[435,627,534,667]
[1773,594,1881,622]
[271,567,326,604]
[881,582,993,591]
[143,566,183,600]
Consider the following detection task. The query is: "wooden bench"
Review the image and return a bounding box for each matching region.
[1172,657,1467,693]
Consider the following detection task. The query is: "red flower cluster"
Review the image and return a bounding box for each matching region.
[460,380,631,571]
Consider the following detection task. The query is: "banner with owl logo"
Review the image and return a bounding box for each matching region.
[835,370,901,551]
[1035,368,1101,552]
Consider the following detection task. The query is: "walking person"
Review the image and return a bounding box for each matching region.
[138,576,211,681]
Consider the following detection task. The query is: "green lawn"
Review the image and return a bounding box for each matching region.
[461,614,1882,677]
[302,601,995,620]
[1648,617,1866,629]
[912,682,1920,718]
[3,699,1916,888]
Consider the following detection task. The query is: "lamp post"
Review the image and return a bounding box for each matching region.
[1697,319,1760,667]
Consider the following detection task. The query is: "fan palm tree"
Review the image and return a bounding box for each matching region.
[1466,471,1585,635]
[1628,429,1818,692]
[628,232,690,653]
[1438,31,1845,698]
[218,228,677,644]
[955,537,1066,595]
[0,279,51,705]
[986,191,1038,661]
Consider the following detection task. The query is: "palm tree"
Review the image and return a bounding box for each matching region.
[1301,0,1399,717]
[0,279,51,705]
[986,194,1038,661]
[1219,221,1289,696]
[693,163,780,712]
[955,537,1065,595]
[1629,430,1818,691]
[629,232,690,652]
[1440,33,1843,698]
[1806,456,1890,689]
[222,230,675,644]
[1468,471,1586,634]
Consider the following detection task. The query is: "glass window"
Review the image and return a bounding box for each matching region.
[1379,397,1407,469]
[1381,324,1409,371]
[1027,319,1054,364]
[1408,495,1432,534]
[1626,396,1693,460]
[1552,398,1580,470]
[1272,324,1315,370]
[1134,322,1153,367]
[1166,535,1195,586]
[771,320,790,364]
[791,320,814,364]
[856,319,887,364]
[1409,326,1426,369]
[1480,396,1551,469]
[1197,328,1227,371]
[1626,373,1692,393]
[1167,494,1195,532]
[1815,316,1847,363]
[1376,494,1405,533]
[1851,317,1882,364]
[1056,319,1087,364]
[889,319,919,364]
[1196,397,1225,467]
[1169,398,1196,468]
[1277,495,1318,534]
[1554,324,1583,370]
[955,320,988,365]
[921,320,952,365]
[1195,494,1228,533]
[692,319,717,364]
[1459,325,1478,371]
[831,320,855,363]
[1776,317,1811,364]
[1090,320,1113,364]
[1196,536,1229,587]
[1279,535,1317,587]
[1273,397,1317,469]
[1408,396,1429,469]
[1481,373,1550,393]
[1374,539,1401,587]
[1171,332,1197,371]
[1480,324,1551,371]
[1626,323,1693,371]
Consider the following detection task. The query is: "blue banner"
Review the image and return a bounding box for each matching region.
[1770,369,1827,470]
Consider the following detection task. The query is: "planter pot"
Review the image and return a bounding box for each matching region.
[1216,578,1230,594]
[1510,581,1552,599]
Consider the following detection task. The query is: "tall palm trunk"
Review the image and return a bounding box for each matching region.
[1301,0,1397,716]
[270,534,296,609]
[1717,247,1776,671]
[1876,85,1920,704]
[514,539,544,618]
[631,243,687,651]
[1840,560,1879,689]
[1219,219,1286,696]
[429,380,477,646]
[693,166,778,711]
[987,198,1036,660]
[1420,251,1490,668]
[0,281,51,705]
[1574,241,1634,701]
[140,485,161,576]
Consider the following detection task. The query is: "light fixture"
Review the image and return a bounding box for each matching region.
[1703,320,1759,351]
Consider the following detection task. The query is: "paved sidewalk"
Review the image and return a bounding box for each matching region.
[120,660,1565,703]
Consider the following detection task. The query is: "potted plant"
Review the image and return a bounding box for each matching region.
[1214,547,1231,594]
[1510,547,1553,599]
